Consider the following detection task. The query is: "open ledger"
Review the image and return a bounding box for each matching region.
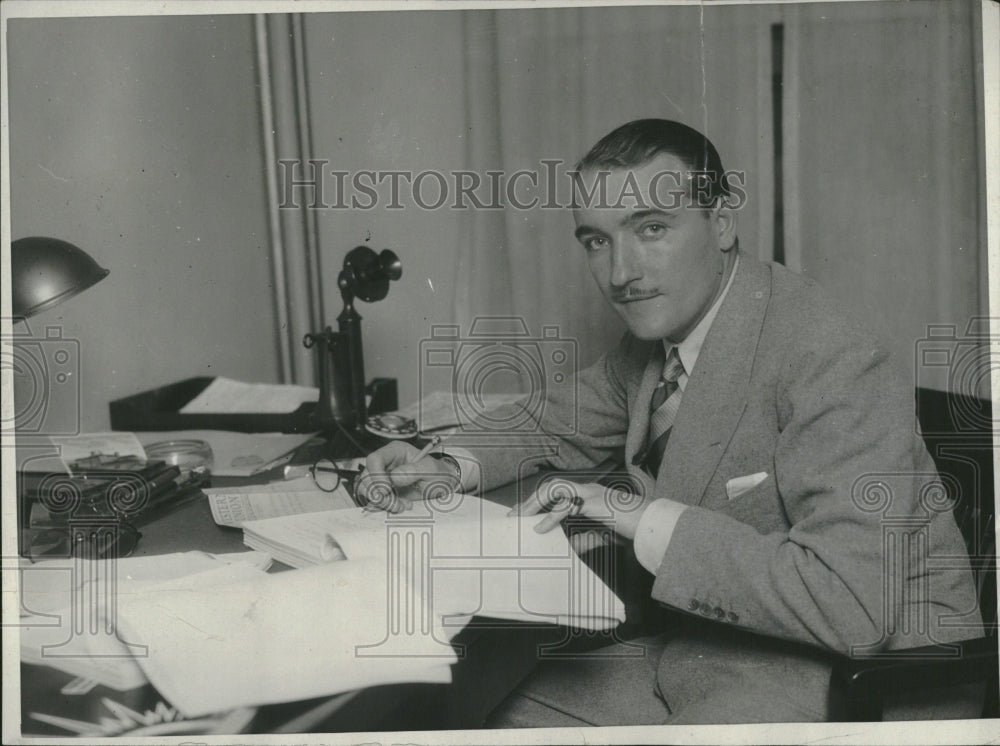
[242,494,626,632]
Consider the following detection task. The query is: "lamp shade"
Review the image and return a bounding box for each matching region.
[11,237,109,319]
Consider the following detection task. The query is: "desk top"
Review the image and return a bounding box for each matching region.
[19,468,551,737]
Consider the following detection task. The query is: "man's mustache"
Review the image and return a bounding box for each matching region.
[612,288,661,303]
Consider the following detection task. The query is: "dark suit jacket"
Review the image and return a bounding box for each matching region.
[459,254,979,710]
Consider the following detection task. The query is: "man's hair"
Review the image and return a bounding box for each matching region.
[575,119,731,205]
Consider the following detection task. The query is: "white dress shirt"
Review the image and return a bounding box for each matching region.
[632,253,739,574]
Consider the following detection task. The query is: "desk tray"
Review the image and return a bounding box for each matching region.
[108,377,320,433]
[109,376,398,434]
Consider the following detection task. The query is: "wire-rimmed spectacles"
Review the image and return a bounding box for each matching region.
[310,459,365,501]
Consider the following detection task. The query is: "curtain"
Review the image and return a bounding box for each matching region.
[281,3,986,402]
[454,5,777,381]
[453,2,986,396]
[782,0,986,395]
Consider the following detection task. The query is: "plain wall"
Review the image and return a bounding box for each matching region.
[8,15,280,432]
[301,11,471,410]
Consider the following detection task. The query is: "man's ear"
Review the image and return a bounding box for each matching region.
[713,202,738,251]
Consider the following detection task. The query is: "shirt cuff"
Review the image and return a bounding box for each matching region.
[437,446,481,494]
[633,498,688,574]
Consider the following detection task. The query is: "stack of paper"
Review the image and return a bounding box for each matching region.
[115,558,458,717]
[241,496,626,631]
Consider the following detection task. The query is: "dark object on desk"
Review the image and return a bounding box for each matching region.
[19,459,210,559]
[829,386,997,720]
[304,246,402,438]
[108,375,398,434]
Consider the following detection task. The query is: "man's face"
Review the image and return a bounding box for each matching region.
[573,153,738,342]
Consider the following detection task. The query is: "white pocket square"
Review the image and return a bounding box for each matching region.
[726,472,769,500]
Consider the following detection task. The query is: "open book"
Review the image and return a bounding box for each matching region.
[242,495,626,631]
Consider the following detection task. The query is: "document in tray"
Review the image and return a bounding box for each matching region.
[241,496,626,631]
[134,430,316,477]
[115,558,457,718]
[19,552,271,691]
[179,376,320,414]
[394,390,528,433]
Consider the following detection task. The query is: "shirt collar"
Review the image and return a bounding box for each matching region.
[664,253,740,376]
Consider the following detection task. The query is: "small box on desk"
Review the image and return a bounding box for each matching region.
[109,376,398,434]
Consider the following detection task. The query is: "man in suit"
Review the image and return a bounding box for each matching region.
[359,119,980,723]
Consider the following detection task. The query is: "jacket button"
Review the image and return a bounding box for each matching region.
[688,599,700,611]
[714,607,725,619]
[727,611,739,623]
[699,603,713,615]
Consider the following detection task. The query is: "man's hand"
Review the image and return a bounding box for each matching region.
[357,441,462,513]
[510,478,652,542]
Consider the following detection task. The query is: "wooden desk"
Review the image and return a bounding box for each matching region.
[19,472,572,736]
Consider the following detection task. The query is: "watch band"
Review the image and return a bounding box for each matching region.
[430,452,463,491]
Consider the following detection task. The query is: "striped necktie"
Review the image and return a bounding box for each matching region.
[644,347,685,479]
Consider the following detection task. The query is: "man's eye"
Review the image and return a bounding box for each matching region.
[638,223,666,238]
[583,236,609,252]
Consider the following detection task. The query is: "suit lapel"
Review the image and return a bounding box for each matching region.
[657,256,772,507]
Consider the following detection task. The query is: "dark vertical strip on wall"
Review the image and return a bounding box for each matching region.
[771,23,785,266]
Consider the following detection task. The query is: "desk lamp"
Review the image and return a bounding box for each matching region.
[11,236,109,320]
[10,237,109,430]
[9,237,109,555]
[304,246,401,438]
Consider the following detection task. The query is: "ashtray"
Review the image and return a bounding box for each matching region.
[145,439,214,475]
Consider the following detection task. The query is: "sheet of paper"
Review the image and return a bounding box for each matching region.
[205,489,353,528]
[18,550,272,618]
[394,390,527,432]
[116,558,458,717]
[206,475,322,495]
[241,497,626,630]
[19,557,270,691]
[48,432,147,471]
[179,376,319,414]
[134,430,316,477]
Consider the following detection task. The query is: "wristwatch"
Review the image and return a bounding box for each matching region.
[430,452,463,491]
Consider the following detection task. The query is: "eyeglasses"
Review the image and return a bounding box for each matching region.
[310,459,365,501]
[25,520,142,562]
